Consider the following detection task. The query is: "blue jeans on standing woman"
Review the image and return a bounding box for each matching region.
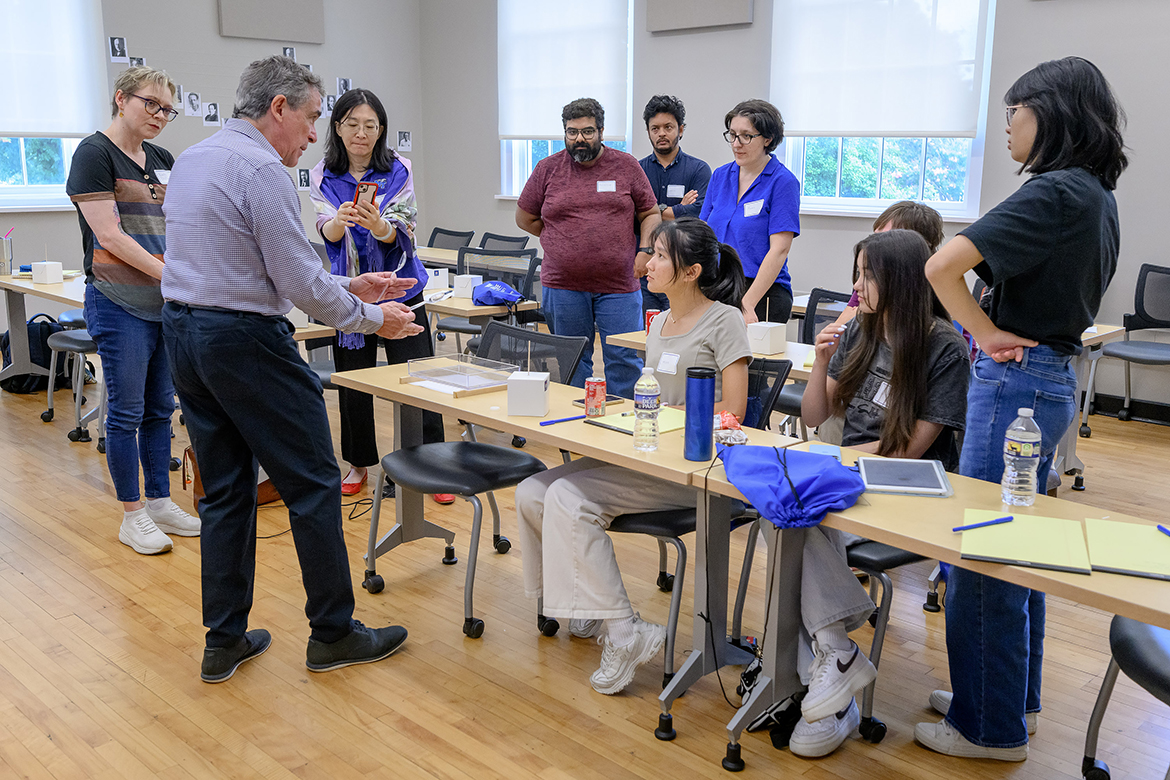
[84,285,175,503]
[945,345,1077,748]
[541,287,644,397]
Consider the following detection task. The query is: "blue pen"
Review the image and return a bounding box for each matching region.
[539,414,586,426]
[1158,524,1170,539]
[953,515,1014,533]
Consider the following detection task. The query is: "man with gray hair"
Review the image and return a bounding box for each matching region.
[161,56,417,683]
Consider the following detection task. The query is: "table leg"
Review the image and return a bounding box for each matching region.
[1056,344,1096,489]
[0,288,44,382]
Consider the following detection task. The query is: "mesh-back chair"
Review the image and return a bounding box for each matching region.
[537,359,794,690]
[436,247,540,352]
[427,227,475,250]
[1082,263,1170,434]
[478,232,530,251]
[363,322,587,639]
[774,288,854,439]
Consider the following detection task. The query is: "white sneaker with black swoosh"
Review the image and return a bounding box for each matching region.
[801,639,877,723]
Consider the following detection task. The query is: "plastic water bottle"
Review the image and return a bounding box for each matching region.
[633,367,661,452]
[1001,407,1042,506]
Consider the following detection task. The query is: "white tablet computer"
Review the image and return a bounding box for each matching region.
[856,457,954,497]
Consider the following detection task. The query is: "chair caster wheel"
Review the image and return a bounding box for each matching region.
[1079,424,1091,438]
[1073,475,1085,492]
[68,428,90,442]
[923,591,942,613]
[655,713,676,741]
[463,617,484,638]
[1082,757,1110,780]
[493,534,511,554]
[656,572,675,592]
[41,410,53,422]
[169,457,181,471]
[442,546,458,565]
[362,572,385,593]
[96,438,105,454]
[436,332,447,341]
[721,742,745,772]
[512,435,526,448]
[537,615,559,637]
[858,716,887,743]
[867,607,879,628]
[179,413,185,426]
[1117,407,1132,421]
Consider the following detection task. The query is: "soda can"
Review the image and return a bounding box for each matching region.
[584,377,607,417]
[645,309,661,333]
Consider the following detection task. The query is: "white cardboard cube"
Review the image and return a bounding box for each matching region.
[508,371,550,417]
[424,267,449,290]
[31,261,63,284]
[453,274,483,298]
[746,321,786,355]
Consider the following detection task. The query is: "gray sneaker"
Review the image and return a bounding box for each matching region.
[201,629,272,683]
[306,621,407,672]
[589,615,665,695]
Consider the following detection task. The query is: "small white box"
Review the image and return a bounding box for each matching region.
[31,261,63,285]
[746,322,786,355]
[508,371,550,417]
[424,267,450,290]
[453,273,483,298]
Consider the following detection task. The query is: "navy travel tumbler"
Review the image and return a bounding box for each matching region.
[684,367,716,461]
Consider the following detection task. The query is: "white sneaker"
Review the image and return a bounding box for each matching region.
[570,619,602,639]
[914,719,1028,762]
[791,698,860,758]
[119,510,173,555]
[801,640,877,723]
[929,690,1037,735]
[589,615,666,695]
[146,499,201,537]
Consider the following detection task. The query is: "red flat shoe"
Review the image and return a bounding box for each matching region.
[432,493,456,505]
[341,471,368,496]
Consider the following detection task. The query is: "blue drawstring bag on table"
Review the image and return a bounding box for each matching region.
[717,444,865,528]
[472,280,523,306]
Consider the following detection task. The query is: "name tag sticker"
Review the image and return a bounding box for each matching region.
[154,169,171,184]
[656,352,681,375]
[744,199,764,217]
[666,184,685,199]
[597,180,616,192]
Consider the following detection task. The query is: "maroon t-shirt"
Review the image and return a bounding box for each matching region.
[518,147,656,294]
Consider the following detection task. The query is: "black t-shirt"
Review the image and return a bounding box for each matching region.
[828,317,971,471]
[960,167,1119,355]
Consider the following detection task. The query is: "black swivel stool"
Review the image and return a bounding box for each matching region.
[43,329,104,443]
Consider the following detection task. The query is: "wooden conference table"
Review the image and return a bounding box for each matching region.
[415,246,460,269]
[607,328,816,382]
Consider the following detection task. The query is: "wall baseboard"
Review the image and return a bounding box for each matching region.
[1082,393,1170,427]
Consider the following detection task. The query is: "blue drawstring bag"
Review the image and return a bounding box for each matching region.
[472,280,524,306]
[717,444,865,529]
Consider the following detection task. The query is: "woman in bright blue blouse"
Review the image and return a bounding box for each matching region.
[700,99,800,324]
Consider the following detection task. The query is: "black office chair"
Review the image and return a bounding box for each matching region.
[435,247,539,353]
[537,359,793,690]
[1082,615,1170,780]
[427,227,475,250]
[478,232,530,251]
[363,322,588,639]
[773,288,853,439]
[1081,263,1170,435]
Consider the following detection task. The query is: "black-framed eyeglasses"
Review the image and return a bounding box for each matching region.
[724,130,761,145]
[130,94,179,122]
[1005,104,1026,126]
[565,127,598,140]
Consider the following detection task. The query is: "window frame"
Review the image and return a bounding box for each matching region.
[0,136,85,212]
[499,137,631,199]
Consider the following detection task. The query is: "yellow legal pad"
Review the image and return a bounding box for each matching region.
[1084,518,1170,582]
[583,406,687,436]
[958,509,1091,575]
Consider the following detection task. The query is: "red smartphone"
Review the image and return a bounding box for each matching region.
[354,181,378,208]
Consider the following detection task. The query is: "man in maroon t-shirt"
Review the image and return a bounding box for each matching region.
[516,98,659,397]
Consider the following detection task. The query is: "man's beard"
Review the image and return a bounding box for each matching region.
[654,137,678,154]
[570,139,601,163]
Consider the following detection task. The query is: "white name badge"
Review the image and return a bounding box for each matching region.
[154,169,171,184]
[744,199,764,217]
[666,184,685,199]
[656,352,681,375]
[597,180,616,192]
[872,380,891,409]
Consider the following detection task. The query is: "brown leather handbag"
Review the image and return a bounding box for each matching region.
[182,446,281,513]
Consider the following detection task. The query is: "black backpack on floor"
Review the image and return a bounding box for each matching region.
[0,313,68,394]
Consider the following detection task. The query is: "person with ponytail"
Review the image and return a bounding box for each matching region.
[918,57,1128,762]
[514,217,751,696]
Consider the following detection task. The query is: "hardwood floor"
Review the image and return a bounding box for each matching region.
[0,375,1167,779]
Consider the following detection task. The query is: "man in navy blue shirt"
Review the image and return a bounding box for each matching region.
[637,95,711,312]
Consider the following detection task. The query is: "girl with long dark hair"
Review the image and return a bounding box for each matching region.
[919,56,1128,761]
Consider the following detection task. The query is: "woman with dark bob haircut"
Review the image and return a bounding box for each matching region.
[918,56,1127,762]
[700,99,801,325]
[309,88,448,502]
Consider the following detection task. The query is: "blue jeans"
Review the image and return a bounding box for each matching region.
[84,285,174,503]
[542,287,644,397]
[639,277,670,314]
[945,346,1077,748]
